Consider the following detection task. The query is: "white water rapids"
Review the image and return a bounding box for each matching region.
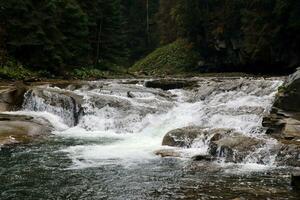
[17,77,283,169]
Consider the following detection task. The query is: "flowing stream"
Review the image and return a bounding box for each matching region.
[1,77,300,199]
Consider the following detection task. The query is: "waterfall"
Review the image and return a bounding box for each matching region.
[18,78,283,168]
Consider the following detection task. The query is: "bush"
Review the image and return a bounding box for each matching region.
[130,39,199,75]
[0,59,34,80]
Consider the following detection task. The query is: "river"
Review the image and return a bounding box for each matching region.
[0,77,299,199]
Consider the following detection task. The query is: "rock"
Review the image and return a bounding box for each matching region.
[275,143,300,167]
[282,118,300,139]
[145,79,197,90]
[291,173,300,190]
[192,154,216,162]
[274,67,300,112]
[0,113,53,147]
[0,84,28,111]
[23,87,84,126]
[154,149,181,158]
[262,68,300,165]
[209,132,265,162]
[162,126,206,147]
[92,94,132,110]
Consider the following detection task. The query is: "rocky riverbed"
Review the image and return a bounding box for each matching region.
[0,73,300,199]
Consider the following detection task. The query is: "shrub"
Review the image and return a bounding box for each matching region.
[130,39,199,75]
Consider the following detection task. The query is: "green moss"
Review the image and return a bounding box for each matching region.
[130,39,199,75]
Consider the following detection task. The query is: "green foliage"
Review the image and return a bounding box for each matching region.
[155,0,300,73]
[1,0,89,73]
[0,0,299,77]
[0,58,34,79]
[71,64,126,79]
[130,39,199,75]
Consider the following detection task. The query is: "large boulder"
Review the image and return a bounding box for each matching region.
[208,132,265,163]
[162,126,207,147]
[0,113,53,147]
[161,127,267,164]
[23,87,84,126]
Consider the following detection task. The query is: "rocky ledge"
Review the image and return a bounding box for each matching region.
[157,125,299,167]
[262,67,300,166]
[0,113,53,147]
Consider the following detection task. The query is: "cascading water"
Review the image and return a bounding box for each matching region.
[20,78,283,168]
[3,77,300,200]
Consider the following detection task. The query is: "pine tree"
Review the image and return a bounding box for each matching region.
[2,0,89,73]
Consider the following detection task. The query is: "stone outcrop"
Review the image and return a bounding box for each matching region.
[0,113,53,147]
[23,87,84,126]
[263,68,300,166]
[0,84,28,111]
[208,132,265,163]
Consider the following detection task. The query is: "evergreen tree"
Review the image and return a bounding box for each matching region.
[1,0,89,73]
[78,0,128,68]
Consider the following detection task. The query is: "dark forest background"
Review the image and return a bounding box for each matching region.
[0,0,299,78]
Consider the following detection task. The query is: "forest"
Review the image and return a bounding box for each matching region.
[0,0,299,79]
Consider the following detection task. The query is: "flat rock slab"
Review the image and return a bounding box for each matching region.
[0,113,53,147]
[154,149,182,158]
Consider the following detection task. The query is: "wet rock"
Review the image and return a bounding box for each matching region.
[275,143,300,167]
[23,87,84,126]
[145,79,197,90]
[282,118,300,139]
[154,149,181,158]
[263,69,300,166]
[92,94,132,110]
[0,113,53,147]
[192,154,216,162]
[274,67,300,112]
[209,132,265,162]
[291,173,300,190]
[0,84,28,111]
[162,126,206,147]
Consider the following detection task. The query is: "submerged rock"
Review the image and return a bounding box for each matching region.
[145,79,197,90]
[192,154,216,162]
[0,113,53,147]
[154,148,181,158]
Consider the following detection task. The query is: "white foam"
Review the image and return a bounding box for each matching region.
[17,78,284,170]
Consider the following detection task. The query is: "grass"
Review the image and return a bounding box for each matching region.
[130,39,199,76]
